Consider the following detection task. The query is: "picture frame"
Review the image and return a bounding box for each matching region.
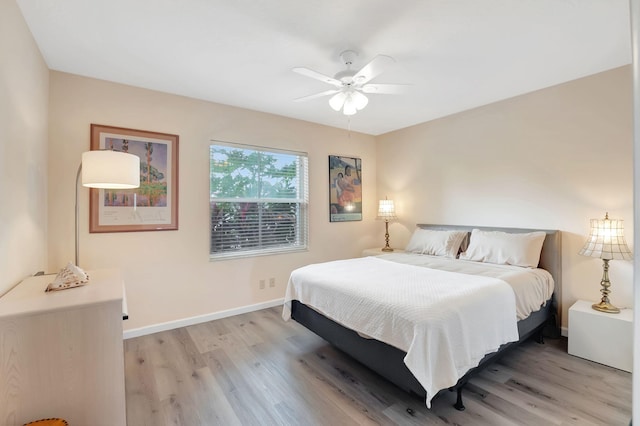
[329,155,362,222]
[89,124,179,233]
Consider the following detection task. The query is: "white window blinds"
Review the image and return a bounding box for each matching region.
[210,142,309,259]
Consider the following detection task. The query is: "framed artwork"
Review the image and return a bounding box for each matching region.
[89,124,179,232]
[329,155,362,222]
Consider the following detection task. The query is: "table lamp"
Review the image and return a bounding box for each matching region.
[578,212,632,313]
[376,197,397,252]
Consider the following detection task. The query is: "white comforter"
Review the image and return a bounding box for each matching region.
[377,253,554,320]
[282,255,552,407]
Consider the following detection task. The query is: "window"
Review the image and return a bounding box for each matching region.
[210,142,309,259]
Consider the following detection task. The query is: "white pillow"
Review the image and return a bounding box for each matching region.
[459,229,546,268]
[405,229,468,258]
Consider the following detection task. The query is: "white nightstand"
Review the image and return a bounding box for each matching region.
[362,248,405,256]
[568,299,633,372]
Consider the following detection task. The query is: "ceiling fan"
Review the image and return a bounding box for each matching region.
[293,50,409,116]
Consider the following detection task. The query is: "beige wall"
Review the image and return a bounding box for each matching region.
[0,0,49,296]
[5,0,632,334]
[48,72,378,330]
[377,66,633,330]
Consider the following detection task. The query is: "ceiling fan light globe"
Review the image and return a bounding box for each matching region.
[352,91,369,110]
[329,92,347,111]
[343,99,357,115]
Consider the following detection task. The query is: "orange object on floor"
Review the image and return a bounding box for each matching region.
[24,419,68,426]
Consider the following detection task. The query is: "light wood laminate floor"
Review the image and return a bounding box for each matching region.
[125,307,632,425]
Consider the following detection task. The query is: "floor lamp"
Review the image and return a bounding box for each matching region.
[75,150,140,266]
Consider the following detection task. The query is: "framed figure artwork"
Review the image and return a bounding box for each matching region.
[89,124,179,232]
[329,155,362,222]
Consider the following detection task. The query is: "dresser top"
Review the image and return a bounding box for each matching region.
[0,268,123,318]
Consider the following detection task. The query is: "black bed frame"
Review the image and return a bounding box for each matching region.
[290,225,562,410]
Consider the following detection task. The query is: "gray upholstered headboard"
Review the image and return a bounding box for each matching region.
[416,224,562,324]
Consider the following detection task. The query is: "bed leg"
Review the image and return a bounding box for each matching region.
[536,327,545,344]
[454,387,466,411]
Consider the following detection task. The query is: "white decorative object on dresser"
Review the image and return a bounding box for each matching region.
[362,248,405,257]
[0,269,126,426]
[568,299,633,372]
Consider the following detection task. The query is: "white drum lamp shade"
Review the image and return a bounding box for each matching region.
[81,150,140,189]
[75,150,140,266]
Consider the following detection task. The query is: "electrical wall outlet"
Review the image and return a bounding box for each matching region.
[269,278,276,287]
[259,279,266,289]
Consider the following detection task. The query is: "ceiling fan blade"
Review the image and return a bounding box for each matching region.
[361,83,411,94]
[292,67,343,88]
[352,55,395,85]
[294,89,341,102]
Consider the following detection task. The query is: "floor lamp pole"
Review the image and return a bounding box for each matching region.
[74,163,82,266]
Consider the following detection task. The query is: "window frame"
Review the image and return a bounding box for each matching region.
[209,141,309,260]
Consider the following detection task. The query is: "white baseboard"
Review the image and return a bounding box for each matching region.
[123,298,284,340]
[561,326,568,337]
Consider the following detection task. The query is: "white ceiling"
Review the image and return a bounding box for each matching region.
[17,0,632,136]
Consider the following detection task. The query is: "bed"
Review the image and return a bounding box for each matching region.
[282,224,561,410]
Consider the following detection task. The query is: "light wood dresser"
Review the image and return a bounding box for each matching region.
[0,269,126,426]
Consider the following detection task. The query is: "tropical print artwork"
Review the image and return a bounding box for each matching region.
[103,137,168,208]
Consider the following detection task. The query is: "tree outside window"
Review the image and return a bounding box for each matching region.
[210,143,308,259]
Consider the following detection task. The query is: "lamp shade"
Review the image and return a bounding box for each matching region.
[376,199,397,220]
[329,92,347,111]
[579,213,632,260]
[351,90,369,110]
[329,90,369,116]
[81,150,140,189]
[342,95,358,116]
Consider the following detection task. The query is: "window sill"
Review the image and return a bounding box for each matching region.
[210,246,308,261]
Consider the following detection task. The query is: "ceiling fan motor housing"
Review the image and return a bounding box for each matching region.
[334,69,357,85]
[335,50,359,84]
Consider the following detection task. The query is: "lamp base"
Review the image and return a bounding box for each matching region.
[591,258,620,314]
[381,219,394,252]
[592,301,620,314]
